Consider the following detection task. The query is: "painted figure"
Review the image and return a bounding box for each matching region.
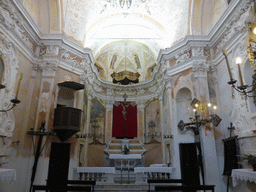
[110,53,117,69]
[134,53,141,69]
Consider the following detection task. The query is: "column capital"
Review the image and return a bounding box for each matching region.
[192,62,209,78]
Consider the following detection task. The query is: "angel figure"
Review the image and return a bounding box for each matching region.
[134,53,141,69]
[110,53,117,69]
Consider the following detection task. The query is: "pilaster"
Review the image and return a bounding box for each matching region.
[192,62,221,191]
[137,101,145,141]
[105,101,113,144]
[84,95,92,166]
[158,95,166,163]
[34,62,57,131]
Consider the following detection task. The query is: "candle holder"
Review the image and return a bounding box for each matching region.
[177,98,222,186]
[0,73,22,112]
[223,39,256,101]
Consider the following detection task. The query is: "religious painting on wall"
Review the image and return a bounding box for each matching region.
[145,99,161,143]
[89,99,106,144]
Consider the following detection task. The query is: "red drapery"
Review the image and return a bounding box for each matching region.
[112,102,137,138]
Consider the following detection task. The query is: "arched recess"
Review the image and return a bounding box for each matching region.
[176,87,194,125]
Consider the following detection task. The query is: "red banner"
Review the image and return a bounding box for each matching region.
[112,102,137,138]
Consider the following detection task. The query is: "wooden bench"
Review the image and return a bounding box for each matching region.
[155,185,215,192]
[147,179,184,192]
[32,180,96,192]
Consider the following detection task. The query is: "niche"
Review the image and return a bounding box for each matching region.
[176,87,193,123]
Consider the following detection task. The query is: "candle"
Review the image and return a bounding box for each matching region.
[14,73,23,100]
[222,48,234,81]
[237,64,244,86]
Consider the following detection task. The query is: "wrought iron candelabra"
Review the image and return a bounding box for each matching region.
[177,98,222,187]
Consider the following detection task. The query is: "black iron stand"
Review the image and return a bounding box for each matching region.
[27,121,55,192]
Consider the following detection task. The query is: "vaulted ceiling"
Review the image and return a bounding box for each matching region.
[21,0,228,81]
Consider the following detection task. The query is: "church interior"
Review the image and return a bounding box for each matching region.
[1,0,256,191]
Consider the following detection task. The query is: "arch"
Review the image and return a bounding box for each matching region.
[191,0,228,35]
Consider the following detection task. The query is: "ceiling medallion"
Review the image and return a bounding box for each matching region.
[119,0,132,9]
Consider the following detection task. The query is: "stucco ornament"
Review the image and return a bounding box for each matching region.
[175,50,190,65]
[0,0,34,50]
[0,33,19,137]
[216,0,253,51]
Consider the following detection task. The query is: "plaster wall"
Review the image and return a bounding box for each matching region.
[215,51,256,191]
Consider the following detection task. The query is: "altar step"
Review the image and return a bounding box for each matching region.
[104,139,147,155]
[94,183,149,192]
[113,170,136,184]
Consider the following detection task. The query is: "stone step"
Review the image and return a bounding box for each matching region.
[94,183,149,192]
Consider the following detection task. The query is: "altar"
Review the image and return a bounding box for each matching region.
[109,154,143,169]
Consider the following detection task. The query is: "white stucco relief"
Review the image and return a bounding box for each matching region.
[0,34,19,138]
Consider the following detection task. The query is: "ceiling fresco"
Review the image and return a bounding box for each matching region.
[62,0,190,53]
[95,40,156,81]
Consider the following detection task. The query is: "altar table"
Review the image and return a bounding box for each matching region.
[231,169,256,187]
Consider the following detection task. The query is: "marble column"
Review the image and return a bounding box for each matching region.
[192,62,221,191]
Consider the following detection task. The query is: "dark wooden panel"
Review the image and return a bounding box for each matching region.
[179,143,200,187]
[47,142,71,191]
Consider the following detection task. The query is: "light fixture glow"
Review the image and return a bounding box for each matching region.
[235,57,242,65]
[253,27,256,35]
[213,106,217,110]
[208,103,211,107]
[195,104,199,108]
[193,109,196,112]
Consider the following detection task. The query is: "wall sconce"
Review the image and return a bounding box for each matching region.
[0,73,22,112]
[222,48,256,101]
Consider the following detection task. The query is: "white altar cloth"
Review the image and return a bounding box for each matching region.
[134,167,173,174]
[231,169,256,187]
[75,167,115,174]
[0,168,16,183]
[109,154,141,160]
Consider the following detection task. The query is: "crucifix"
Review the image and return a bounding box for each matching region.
[114,93,136,138]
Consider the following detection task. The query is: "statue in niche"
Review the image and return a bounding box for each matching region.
[110,53,117,69]
[134,53,141,69]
